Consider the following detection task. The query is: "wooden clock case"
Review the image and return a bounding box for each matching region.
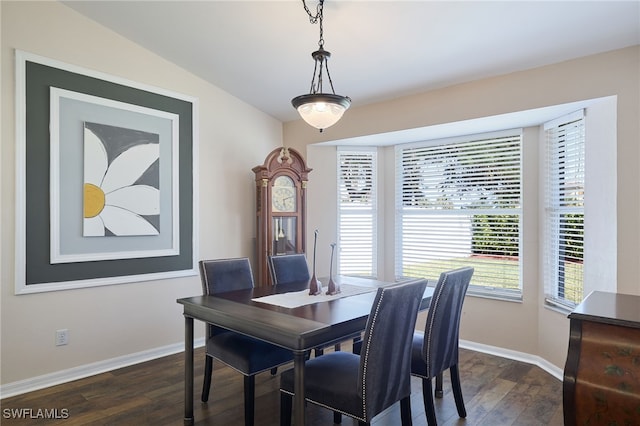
[253,147,312,286]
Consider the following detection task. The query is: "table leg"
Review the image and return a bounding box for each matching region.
[184,316,194,425]
[293,350,306,426]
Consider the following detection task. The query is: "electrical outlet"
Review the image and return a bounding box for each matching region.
[55,329,68,346]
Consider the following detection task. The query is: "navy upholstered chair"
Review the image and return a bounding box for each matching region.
[268,254,310,285]
[280,278,428,426]
[411,267,474,426]
[199,258,293,426]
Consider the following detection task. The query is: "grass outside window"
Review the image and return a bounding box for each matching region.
[402,256,583,305]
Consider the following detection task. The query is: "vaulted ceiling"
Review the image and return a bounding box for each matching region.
[62,1,640,123]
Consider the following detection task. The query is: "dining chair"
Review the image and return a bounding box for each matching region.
[199,258,294,426]
[280,278,428,426]
[268,253,362,355]
[268,253,310,285]
[411,267,474,426]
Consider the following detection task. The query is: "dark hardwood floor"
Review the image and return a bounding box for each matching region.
[1,346,563,425]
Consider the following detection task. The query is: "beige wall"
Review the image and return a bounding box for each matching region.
[2,0,638,391]
[288,46,640,369]
[1,1,282,387]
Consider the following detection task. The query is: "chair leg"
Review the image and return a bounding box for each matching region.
[243,375,255,426]
[400,396,413,425]
[333,411,342,423]
[435,372,443,398]
[201,356,213,402]
[334,343,341,351]
[271,367,278,375]
[422,378,437,426]
[450,365,467,418]
[280,392,292,426]
[352,336,362,354]
[314,347,324,357]
[357,422,369,426]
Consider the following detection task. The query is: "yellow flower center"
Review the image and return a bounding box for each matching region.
[84,183,105,218]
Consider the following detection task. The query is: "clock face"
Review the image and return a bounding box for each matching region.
[272,187,296,212]
[272,176,296,212]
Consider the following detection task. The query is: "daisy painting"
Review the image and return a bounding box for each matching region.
[83,122,161,237]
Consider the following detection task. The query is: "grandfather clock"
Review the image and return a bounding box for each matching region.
[253,147,312,286]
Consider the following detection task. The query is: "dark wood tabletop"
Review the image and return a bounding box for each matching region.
[178,276,433,351]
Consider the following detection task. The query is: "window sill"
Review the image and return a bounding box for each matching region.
[543,298,574,315]
[466,287,523,303]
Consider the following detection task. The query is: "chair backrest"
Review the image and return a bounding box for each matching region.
[423,267,474,379]
[199,258,255,296]
[268,254,310,285]
[199,258,255,338]
[358,279,428,420]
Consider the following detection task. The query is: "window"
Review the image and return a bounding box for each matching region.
[543,111,585,309]
[395,131,522,299]
[337,148,377,277]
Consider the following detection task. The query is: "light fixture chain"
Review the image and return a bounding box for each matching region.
[301,0,325,48]
[318,1,324,48]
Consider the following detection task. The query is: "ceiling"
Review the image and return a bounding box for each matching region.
[62,1,640,124]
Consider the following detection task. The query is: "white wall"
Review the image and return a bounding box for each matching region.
[1,1,282,389]
[287,46,639,370]
[583,97,618,296]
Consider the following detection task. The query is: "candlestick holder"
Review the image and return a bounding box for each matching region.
[326,243,340,295]
[309,229,322,295]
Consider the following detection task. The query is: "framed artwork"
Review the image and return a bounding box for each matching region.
[15,50,199,294]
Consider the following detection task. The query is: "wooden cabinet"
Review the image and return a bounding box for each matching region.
[252,148,311,286]
[563,291,640,425]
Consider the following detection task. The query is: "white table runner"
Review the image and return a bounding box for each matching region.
[252,284,377,309]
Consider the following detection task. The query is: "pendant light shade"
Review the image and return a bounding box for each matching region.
[292,93,351,130]
[292,1,350,132]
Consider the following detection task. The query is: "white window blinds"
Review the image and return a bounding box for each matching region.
[395,131,522,298]
[544,111,585,309]
[337,148,377,277]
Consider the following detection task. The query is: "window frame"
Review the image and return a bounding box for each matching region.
[543,110,585,310]
[336,147,378,278]
[394,130,523,300]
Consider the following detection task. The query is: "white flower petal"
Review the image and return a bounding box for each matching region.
[106,185,160,215]
[83,216,105,237]
[101,144,159,194]
[83,127,108,186]
[100,205,159,236]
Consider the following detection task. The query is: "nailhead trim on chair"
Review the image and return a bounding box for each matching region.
[424,274,448,378]
[201,267,212,295]
[281,288,389,424]
[280,389,367,423]
[360,288,386,422]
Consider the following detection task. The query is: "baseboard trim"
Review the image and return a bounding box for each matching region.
[2,337,562,399]
[460,339,564,381]
[0,338,205,399]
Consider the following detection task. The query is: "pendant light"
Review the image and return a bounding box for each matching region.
[292,0,351,132]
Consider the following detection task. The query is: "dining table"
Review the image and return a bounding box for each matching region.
[177,275,434,426]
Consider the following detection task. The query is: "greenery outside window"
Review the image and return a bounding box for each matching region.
[543,111,585,309]
[395,130,522,299]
